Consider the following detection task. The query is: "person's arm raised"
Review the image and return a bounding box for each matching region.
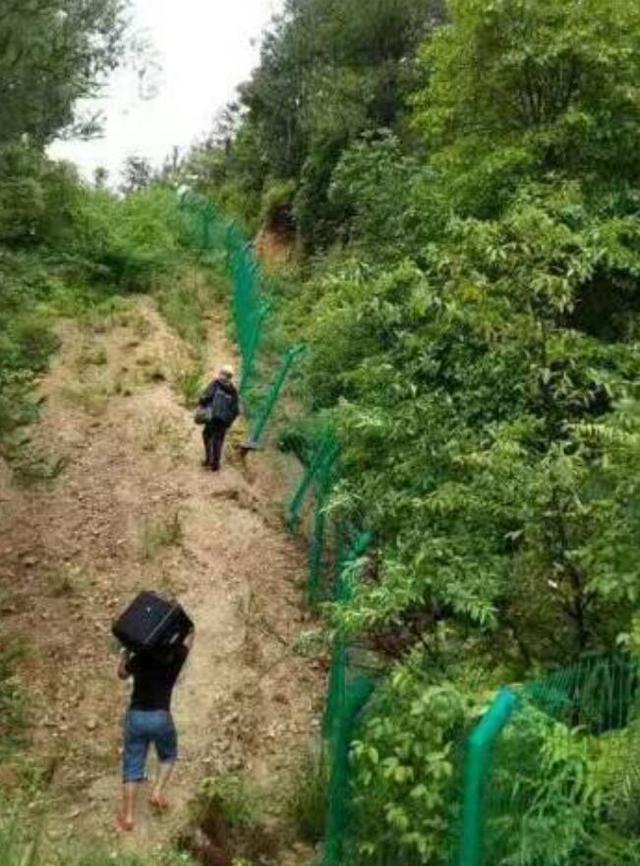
[118,648,132,680]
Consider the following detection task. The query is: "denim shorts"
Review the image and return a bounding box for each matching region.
[122,709,178,783]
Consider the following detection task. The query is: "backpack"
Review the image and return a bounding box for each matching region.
[210,386,235,425]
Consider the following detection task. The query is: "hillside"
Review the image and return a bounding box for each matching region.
[1,286,324,864]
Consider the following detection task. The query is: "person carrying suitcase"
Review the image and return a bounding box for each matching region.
[198,364,240,471]
[117,628,194,831]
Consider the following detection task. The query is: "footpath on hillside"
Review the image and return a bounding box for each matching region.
[0,293,324,861]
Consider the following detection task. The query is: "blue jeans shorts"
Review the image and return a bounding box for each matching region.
[122,710,178,783]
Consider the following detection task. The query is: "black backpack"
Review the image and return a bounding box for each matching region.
[210,386,235,425]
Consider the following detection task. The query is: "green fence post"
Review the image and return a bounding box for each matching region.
[459,688,519,866]
[287,439,339,530]
[244,345,307,450]
[308,476,331,608]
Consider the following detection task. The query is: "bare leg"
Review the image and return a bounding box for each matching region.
[151,762,174,809]
[120,782,137,829]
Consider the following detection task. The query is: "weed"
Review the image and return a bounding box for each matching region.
[141,511,183,560]
[183,775,279,866]
[0,818,30,866]
[144,418,187,461]
[128,308,154,339]
[197,774,263,831]
[112,378,127,396]
[13,455,68,487]
[60,380,109,415]
[0,642,28,761]
[143,365,167,384]
[287,747,328,844]
[5,442,68,488]
[173,364,204,408]
[155,267,226,350]
[75,343,107,370]
[47,573,74,598]
[46,564,84,598]
[80,296,132,333]
[293,629,327,659]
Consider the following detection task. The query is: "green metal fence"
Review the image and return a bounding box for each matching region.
[179,191,303,434]
[465,654,640,866]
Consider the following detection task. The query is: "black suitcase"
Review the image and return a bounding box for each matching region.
[112,591,193,655]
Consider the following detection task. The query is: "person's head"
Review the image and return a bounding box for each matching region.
[218,365,234,384]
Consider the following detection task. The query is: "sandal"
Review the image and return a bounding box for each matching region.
[150,794,170,812]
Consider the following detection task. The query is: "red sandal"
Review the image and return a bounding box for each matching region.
[150,795,170,812]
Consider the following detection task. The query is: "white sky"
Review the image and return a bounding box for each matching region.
[50,0,283,182]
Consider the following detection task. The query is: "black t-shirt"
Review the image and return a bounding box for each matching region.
[126,645,189,711]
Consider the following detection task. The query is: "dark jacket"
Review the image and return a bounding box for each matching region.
[199,378,240,427]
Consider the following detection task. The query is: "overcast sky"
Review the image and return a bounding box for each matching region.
[50,0,282,183]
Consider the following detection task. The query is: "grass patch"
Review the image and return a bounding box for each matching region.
[0,641,28,762]
[155,267,227,351]
[76,295,133,334]
[180,774,278,865]
[46,564,85,598]
[142,418,188,462]
[198,775,264,829]
[3,435,68,488]
[287,747,328,844]
[60,380,110,415]
[0,815,198,866]
[141,511,184,560]
[0,817,36,866]
[74,342,108,370]
[173,363,204,408]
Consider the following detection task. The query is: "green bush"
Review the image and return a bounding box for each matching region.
[259,180,296,230]
[347,666,471,866]
[196,774,264,831]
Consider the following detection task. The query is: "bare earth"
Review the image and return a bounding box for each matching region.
[0,297,324,860]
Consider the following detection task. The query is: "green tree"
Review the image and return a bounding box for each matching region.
[120,155,155,195]
[185,0,446,246]
[286,0,640,670]
[0,0,129,147]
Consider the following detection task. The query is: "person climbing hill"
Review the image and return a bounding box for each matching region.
[197,364,240,471]
[117,629,195,832]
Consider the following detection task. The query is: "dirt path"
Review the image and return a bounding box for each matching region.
[0,297,324,859]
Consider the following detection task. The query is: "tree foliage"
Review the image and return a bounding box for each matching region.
[0,0,129,146]
[184,0,446,245]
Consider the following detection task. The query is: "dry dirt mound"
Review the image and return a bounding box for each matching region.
[0,297,324,859]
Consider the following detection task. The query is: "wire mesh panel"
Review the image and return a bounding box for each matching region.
[462,655,640,866]
[287,436,340,531]
[245,345,307,449]
[324,533,377,866]
[179,193,267,399]
[179,192,304,431]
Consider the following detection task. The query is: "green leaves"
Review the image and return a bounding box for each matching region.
[349,672,470,865]
[0,0,129,147]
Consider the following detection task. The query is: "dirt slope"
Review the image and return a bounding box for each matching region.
[0,297,324,859]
